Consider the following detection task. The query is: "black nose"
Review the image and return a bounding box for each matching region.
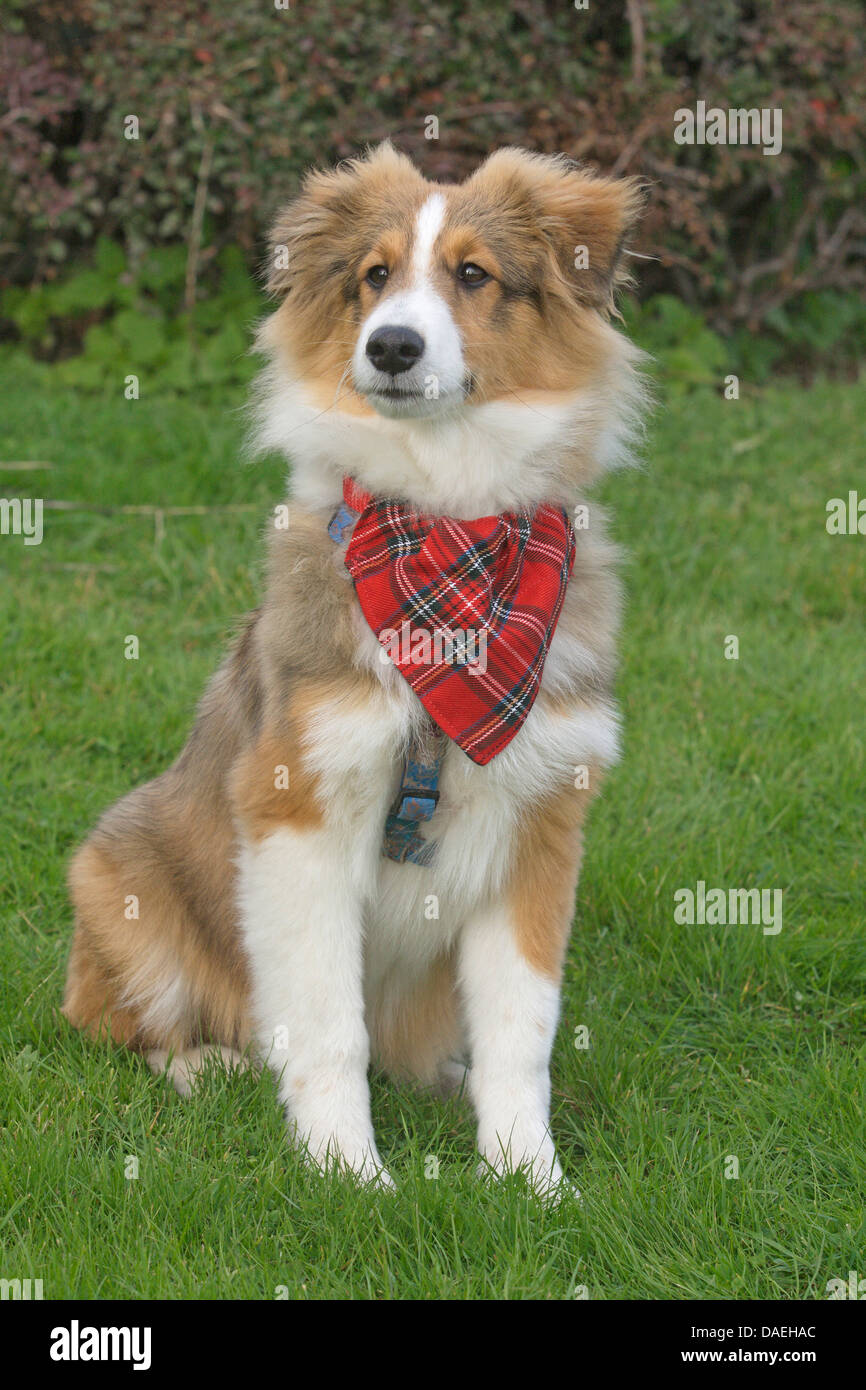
[365,325,425,376]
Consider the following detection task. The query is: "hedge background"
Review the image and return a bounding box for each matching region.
[1,0,864,368]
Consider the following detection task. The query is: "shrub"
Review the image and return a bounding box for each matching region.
[1,0,864,358]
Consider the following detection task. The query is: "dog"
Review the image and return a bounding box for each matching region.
[63,143,647,1193]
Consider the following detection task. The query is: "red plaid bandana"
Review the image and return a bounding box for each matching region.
[340,477,575,766]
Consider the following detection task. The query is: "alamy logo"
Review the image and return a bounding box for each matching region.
[827,1270,866,1299]
[379,621,488,675]
[0,497,43,546]
[674,101,782,157]
[0,1277,43,1299]
[826,491,866,535]
[674,880,783,935]
[50,1320,152,1371]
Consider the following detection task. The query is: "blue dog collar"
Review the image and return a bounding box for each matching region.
[328,491,444,867]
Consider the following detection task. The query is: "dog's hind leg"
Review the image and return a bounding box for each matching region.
[146,1044,256,1098]
[434,1056,471,1097]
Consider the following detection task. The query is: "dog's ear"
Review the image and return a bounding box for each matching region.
[266,142,422,300]
[474,148,646,313]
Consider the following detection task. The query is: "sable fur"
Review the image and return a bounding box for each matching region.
[64,143,647,1190]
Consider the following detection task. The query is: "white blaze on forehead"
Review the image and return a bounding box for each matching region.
[352,187,464,410]
[411,193,446,283]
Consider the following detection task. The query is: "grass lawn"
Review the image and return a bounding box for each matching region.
[1,358,863,1300]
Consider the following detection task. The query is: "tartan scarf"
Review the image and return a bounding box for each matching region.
[339,477,575,766]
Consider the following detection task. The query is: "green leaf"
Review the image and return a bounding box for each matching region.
[94,237,127,279]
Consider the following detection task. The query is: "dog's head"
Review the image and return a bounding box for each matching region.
[256,144,646,512]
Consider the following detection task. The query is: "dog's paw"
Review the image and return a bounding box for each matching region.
[300,1134,395,1191]
[355,1157,396,1192]
[477,1158,579,1204]
[147,1045,253,1098]
[335,1147,396,1191]
[476,1138,579,1203]
[433,1057,471,1097]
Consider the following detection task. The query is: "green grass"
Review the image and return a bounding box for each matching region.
[1,358,864,1300]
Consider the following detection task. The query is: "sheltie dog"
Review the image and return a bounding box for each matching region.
[64,143,646,1193]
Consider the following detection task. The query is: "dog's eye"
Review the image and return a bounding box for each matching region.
[366,265,389,288]
[457,262,490,287]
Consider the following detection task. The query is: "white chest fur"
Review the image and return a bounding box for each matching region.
[296,599,620,991]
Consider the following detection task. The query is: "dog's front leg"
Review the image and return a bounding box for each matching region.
[238,824,390,1188]
[457,900,569,1196]
[457,787,590,1194]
